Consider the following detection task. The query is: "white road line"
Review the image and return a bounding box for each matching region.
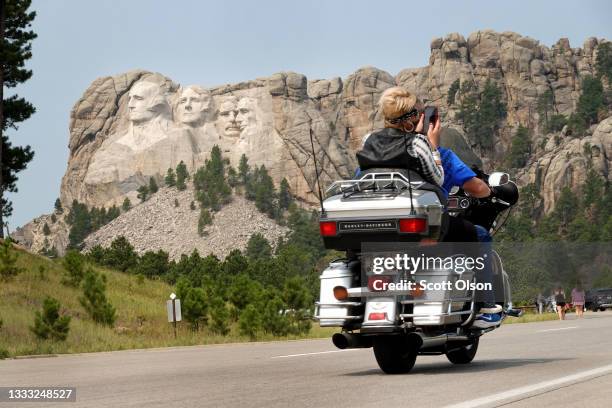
[271,349,363,359]
[536,326,578,333]
[443,363,612,408]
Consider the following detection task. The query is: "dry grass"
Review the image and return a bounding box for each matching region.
[0,247,335,358]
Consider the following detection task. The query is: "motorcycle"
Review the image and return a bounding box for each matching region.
[314,167,521,374]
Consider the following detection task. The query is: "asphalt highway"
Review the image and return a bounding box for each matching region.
[2,312,612,408]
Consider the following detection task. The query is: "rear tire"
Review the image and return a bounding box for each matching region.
[373,336,418,374]
[446,337,479,364]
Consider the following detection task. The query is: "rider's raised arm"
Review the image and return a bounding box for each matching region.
[409,134,444,187]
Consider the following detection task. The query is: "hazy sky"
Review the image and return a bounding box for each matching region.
[5,0,612,228]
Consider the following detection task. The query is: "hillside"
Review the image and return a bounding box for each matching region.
[0,244,333,358]
[83,186,289,260]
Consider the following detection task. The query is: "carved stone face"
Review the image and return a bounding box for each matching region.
[216,98,241,138]
[236,97,257,133]
[177,87,210,126]
[128,82,165,125]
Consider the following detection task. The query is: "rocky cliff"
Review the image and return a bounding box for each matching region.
[14,30,611,255]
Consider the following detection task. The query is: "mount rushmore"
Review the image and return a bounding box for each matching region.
[14,30,612,256]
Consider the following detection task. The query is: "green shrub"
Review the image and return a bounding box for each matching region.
[176,161,189,191]
[0,239,22,281]
[30,297,71,341]
[238,304,262,340]
[61,250,85,287]
[79,269,116,326]
[209,297,230,336]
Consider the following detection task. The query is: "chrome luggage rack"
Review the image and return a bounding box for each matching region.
[326,172,425,198]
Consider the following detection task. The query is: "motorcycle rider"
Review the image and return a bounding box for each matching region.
[419,113,503,328]
[359,87,444,187]
[357,87,502,328]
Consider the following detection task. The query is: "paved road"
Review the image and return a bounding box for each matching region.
[2,312,612,408]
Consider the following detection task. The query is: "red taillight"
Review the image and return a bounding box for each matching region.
[319,221,337,237]
[399,218,427,233]
[368,312,388,321]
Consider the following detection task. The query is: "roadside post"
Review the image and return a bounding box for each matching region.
[166,293,182,339]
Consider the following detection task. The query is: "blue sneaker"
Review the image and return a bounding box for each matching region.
[472,313,502,329]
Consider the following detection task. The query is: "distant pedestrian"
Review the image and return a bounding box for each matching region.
[572,282,586,318]
[553,287,566,320]
[536,292,546,314]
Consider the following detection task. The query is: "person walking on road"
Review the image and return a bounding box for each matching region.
[536,292,546,314]
[572,282,586,318]
[554,287,567,320]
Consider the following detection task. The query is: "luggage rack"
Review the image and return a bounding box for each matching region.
[326,172,425,198]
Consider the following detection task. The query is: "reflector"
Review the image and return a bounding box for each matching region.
[333,286,348,301]
[368,312,387,321]
[319,221,337,236]
[399,218,427,233]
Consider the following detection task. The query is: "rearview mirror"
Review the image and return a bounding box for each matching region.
[488,172,509,187]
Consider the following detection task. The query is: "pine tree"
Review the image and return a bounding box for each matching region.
[182,287,208,331]
[238,304,262,340]
[103,236,137,272]
[506,126,531,168]
[0,0,37,237]
[79,269,116,326]
[148,176,158,194]
[576,76,604,126]
[61,250,84,287]
[0,237,21,280]
[246,233,271,261]
[122,197,131,212]
[262,296,289,336]
[537,89,554,130]
[42,222,50,235]
[54,198,63,214]
[164,167,176,187]
[198,208,212,236]
[137,185,149,202]
[66,200,92,250]
[238,154,250,185]
[50,213,56,223]
[278,178,292,211]
[209,296,230,335]
[447,79,460,106]
[30,297,71,341]
[176,161,188,191]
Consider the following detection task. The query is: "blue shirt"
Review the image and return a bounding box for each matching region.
[438,147,476,197]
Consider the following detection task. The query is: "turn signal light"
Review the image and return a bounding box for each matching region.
[399,218,427,233]
[333,286,348,301]
[319,221,337,237]
[368,312,388,321]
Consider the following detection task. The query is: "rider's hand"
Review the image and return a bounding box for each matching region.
[428,115,441,149]
[415,113,425,134]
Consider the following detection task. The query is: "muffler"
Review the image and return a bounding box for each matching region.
[332,333,373,349]
[407,332,471,349]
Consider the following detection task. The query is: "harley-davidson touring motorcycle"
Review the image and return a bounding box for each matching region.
[314,167,521,374]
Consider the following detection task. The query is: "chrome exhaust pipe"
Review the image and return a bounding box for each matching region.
[408,333,471,349]
[332,333,373,349]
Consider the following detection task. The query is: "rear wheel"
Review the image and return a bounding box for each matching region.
[446,337,479,364]
[373,336,418,374]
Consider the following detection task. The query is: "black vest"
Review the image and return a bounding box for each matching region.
[356,127,421,171]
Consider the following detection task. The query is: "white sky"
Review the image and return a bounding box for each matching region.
[6,0,612,228]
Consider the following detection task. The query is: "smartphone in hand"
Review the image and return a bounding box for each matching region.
[421,106,438,135]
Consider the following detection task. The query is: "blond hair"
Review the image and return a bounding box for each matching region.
[379,86,423,131]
